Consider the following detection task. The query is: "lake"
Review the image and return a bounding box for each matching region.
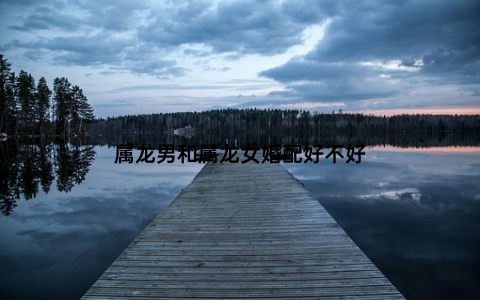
[1,143,479,299]
[282,146,480,299]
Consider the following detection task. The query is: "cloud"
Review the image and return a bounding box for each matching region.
[113,84,233,92]
[8,6,82,32]
[137,0,328,55]
[6,0,148,33]
[6,33,187,78]
[260,59,402,103]
[259,0,480,109]
[0,0,44,7]
[422,47,480,83]
[6,33,132,69]
[6,1,330,78]
[119,60,189,78]
[76,0,149,32]
[1,0,184,78]
[281,0,338,24]
[1,0,479,113]
[260,59,381,82]
[306,1,479,63]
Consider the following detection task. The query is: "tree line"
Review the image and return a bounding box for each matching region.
[0,54,94,138]
[88,108,480,138]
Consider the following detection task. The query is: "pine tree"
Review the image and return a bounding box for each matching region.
[53,77,72,136]
[71,85,94,134]
[5,73,17,135]
[1,54,95,137]
[77,89,94,134]
[36,77,51,135]
[0,54,15,135]
[70,85,82,135]
[53,80,94,136]
[16,71,36,135]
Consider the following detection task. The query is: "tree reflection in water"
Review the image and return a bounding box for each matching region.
[0,141,95,216]
[1,129,479,216]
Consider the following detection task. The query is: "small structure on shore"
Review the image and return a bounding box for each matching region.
[173,126,195,137]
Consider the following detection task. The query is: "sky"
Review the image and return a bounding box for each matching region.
[1,0,479,118]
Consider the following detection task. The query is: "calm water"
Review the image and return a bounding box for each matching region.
[283,147,480,300]
[1,144,480,299]
[0,145,204,299]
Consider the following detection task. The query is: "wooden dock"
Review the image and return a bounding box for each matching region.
[83,161,404,299]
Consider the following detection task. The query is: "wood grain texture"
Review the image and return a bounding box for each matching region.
[83,161,404,299]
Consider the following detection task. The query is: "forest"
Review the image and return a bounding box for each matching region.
[90,109,480,135]
[0,54,94,138]
[2,52,479,147]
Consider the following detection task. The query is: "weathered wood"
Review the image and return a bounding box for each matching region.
[83,161,404,299]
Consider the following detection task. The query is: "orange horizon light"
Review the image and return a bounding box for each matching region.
[358,107,480,116]
[369,145,480,154]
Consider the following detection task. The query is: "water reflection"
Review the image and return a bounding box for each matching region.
[0,142,95,216]
[0,145,204,300]
[1,140,480,299]
[283,148,480,300]
[88,130,480,149]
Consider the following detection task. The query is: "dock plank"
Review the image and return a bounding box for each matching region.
[83,161,403,299]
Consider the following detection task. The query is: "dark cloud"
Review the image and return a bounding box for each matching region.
[6,0,147,33]
[260,59,381,82]
[1,0,479,109]
[2,0,181,78]
[306,0,480,63]
[260,0,480,107]
[13,33,131,66]
[286,82,398,102]
[260,59,401,103]
[137,0,327,55]
[421,47,480,83]
[8,6,81,32]
[6,33,187,78]
[119,60,189,78]
[281,0,338,24]
[0,0,50,6]
[76,0,149,32]
[182,48,212,57]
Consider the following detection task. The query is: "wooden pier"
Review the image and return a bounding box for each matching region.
[83,161,404,299]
